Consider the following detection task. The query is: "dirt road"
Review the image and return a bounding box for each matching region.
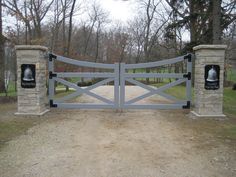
[0,86,235,177]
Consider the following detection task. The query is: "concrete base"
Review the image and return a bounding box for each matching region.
[15,109,50,116]
[191,111,226,118]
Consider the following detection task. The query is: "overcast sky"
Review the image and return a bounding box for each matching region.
[99,0,137,22]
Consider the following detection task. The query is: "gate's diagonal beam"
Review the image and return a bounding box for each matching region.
[54,78,113,104]
[55,78,114,103]
[126,78,179,102]
[156,92,179,102]
[126,79,186,104]
[56,92,80,103]
[126,78,155,92]
[85,78,114,91]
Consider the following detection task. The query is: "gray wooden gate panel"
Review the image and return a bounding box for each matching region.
[48,53,192,109]
[48,54,120,109]
[119,54,192,109]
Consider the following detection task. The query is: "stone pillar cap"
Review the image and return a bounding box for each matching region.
[15,45,48,51]
[193,45,227,51]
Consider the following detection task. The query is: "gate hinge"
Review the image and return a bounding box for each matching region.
[183,72,191,80]
[49,53,57,61]
[50,100,57,108]
[49,71,57,79]
[183,101,191,109]
[184,53,192,62]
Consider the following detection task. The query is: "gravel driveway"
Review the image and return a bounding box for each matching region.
[0,86,235,177]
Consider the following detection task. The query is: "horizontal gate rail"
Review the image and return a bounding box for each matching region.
[55,103,116,109]
[124,73,184,78]
[55,72,115,78]
[122,104,186,109]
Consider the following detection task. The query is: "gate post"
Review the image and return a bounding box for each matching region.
[15,45,49,116]
[191,45,227,118]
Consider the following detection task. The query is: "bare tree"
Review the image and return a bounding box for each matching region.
[29,0,54,40]
[83,1,108,57]
[4,0,32,44]
[4,0,54,44]
[67,0,76,56]
[128,17,145,65]
[138,0,171,83]
[0,0,5,92]
[212,0,222,44]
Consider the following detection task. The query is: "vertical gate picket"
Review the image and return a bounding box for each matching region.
[48,54,55,106]
[119,63,125,109]
[186,54,192,107]
[114,63,120,109]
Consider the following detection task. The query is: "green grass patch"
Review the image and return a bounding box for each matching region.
[164,85,188,100]
[223,88,236,117]
[227,68,236,83]
[0,82,17,97]
[225,126,236,139]
[0,118,42,149]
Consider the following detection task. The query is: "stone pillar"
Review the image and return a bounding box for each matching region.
[15,45,49,116]
[191,45,227,118]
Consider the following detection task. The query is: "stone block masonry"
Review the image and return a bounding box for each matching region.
[15,45,49,116]
[191,45,227,118]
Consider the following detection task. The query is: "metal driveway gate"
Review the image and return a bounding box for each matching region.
[48,54,192,109]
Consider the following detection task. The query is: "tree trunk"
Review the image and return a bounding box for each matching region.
[62,0,66,55]
[95,23,101,63]
[84,21,96,56]
[189,0,197,45]
[67,0,76,57]
[212,0,222,44]
[0,0,5,92]
[24,1,28,44]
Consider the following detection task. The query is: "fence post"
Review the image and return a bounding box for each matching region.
[119,63,125,110]
[15,45,49,116]
[191,45,227,118]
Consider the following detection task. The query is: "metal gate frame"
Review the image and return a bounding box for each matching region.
[48,53,192,109]
[119,54,192,109]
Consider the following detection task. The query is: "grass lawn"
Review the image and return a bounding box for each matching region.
[223,87,236,117]
[227,68,236,83]
[0,82,17,97]
[0,104,45,149]
[0,118,40,148]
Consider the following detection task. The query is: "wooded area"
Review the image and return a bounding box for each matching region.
[0,0,235,92]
